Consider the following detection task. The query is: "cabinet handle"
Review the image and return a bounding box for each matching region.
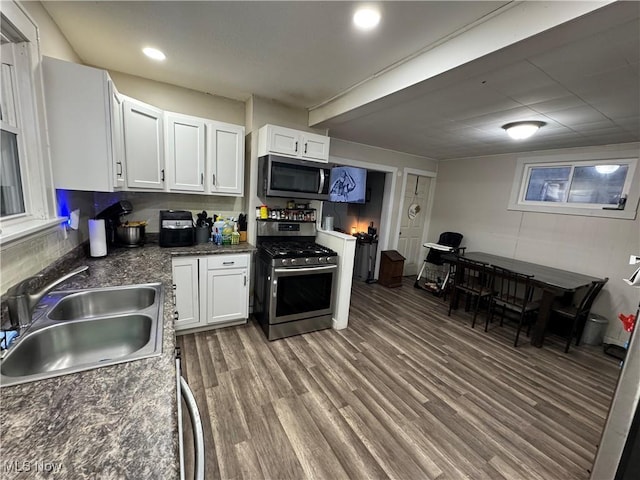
[200,173,204,185]
[212,174,216,186]
[116,161,123,177]
[244,275,247,286]
[222,261,235,265]
[172,284,176,290]
[174,311,179,320]
[304,143,308,154]
[161,169,165,182]
[294,141,298,153]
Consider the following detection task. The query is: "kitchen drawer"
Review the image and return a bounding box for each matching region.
[206,254,249,270]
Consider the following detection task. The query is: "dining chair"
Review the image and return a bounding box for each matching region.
[448,257,493,327]
[551,277,608,353]
[487,266,539,347]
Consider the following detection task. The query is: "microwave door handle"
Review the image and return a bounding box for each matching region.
[318,169,326,194]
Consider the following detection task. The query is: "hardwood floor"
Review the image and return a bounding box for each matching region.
[177,276,620,480]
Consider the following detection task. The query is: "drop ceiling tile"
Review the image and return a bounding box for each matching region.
[507,83,574,106]
[543,105,610,126]
[562,65,639,98]
[569,120,617,133]
[528,95,588,114]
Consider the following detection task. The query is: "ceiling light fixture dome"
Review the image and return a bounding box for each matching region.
[353,7,381,31]
[142,47,166,61]
[502,121,545,140]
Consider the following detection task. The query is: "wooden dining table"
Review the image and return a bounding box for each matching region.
[458,252,605,347]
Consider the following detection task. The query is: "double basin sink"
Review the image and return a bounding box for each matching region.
[0,283,164,387]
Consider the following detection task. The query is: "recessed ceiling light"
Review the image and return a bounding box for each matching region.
[502,121,546,140]
[353,7,381,31]
[142,47,166,61]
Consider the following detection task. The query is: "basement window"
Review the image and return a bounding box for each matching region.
[508,153,639,219]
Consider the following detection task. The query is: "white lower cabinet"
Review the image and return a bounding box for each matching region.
[173,253,250,333]
[172,257,200,330]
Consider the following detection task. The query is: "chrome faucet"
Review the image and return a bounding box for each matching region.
[6,266,89,330]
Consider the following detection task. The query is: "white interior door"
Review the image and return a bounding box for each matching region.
[397,174,431,276]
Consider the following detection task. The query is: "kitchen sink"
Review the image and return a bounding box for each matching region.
[0,283,164,387]
[47,286,157,320]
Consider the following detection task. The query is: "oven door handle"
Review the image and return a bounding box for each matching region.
[274,265,337,274]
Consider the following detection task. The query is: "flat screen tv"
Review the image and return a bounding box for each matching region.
[329,166,367,203]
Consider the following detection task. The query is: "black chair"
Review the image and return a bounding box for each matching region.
[448,257,493,326]
[488,266,539,347]
[551,278,608,353]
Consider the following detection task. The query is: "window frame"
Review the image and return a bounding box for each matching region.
[0,1,62,245]
[1,43,29,220]
[508,147,640,220]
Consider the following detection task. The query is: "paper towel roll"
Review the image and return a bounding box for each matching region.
[323,216,334,231]
[89,219,107,257]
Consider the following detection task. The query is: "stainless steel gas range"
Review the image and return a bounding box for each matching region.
[254,221,338,341]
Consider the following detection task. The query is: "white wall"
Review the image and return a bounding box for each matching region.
[428,143,640,345]
[108,70,245,125]
[21,1,81,63]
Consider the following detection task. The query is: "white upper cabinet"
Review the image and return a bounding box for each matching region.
[43,57,244,196]
[123,98,165,190]
[207,121,245,196]
[299,131,330,161]
[257,124,330,162]
[165,112,206,193]
[42,56,125,192]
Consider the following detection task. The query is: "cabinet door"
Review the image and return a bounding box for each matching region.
[123,99,165,190]
[166,112,206,192]
[207,121,244,196]
[42,57,115,192]
[204,268,248,324]
[300,131,330,162]
[109,84,126,189]
[172,257,200,330]
[266,125,299,157]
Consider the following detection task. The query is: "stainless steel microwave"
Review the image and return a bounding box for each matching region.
[259,155,331,201]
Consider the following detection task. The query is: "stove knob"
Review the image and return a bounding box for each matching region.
[326,257,333,263]
[305,258,311,264]
[281,258,288,266]
[318,257,325,263]
[291,258,297,264]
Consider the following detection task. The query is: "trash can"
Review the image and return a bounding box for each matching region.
[581,313,609,345]
[379,250,405,288]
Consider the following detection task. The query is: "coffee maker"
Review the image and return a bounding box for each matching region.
[96,200,133,248]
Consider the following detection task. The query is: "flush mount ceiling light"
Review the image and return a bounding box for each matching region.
[353,7,381,31]
[142,47,166,61]
[595,164,620,174]
[502,121,546,140]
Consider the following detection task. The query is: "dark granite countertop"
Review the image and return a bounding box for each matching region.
[0,240,255,479]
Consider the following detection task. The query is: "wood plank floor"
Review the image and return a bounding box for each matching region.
[177,276,620,480]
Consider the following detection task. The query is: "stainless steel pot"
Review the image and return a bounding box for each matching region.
[116,225,145,246]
